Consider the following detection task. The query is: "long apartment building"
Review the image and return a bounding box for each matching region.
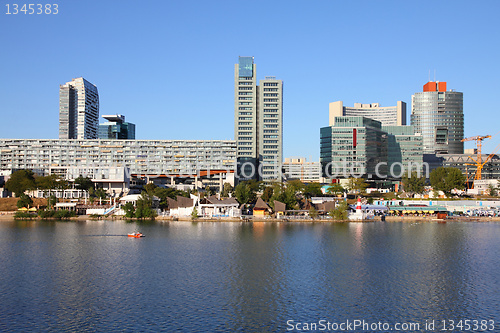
[234,57,283,181]
[0,139,236,183]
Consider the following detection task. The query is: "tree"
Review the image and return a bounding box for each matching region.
[270,183,297,210]
[430,167,465,196]
[303,183,323,199]
[402,171,425,195]
[191,207,199,220]
[123,202,135,218]
[287,180,305,195]
[144,182,157,196]
[94,188,108,200]
[5,169,36,196]
[261,186,274,202]
[135,191,156,219]
[16,194,33,208]
[308,206,318,220]
[204,186,214,197]
[329,200,349,220]
[47,195,58,209]
[221,183,233,197]
[326,183,344,196]
[234,181,257,205]
[35,174,66,190]
[74,176,94,191]
[346,177,368,194]
[489,184,498,197]
[154,187,181,210]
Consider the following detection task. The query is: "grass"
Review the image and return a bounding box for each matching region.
[0,197,48,211]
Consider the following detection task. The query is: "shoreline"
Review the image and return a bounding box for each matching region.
[2,213,500,223]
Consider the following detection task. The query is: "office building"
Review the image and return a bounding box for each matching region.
[411,81,464,154]
[234,57,283,181]
[329,101,406,126]
[59,77,99,139]
[382,125,424,176]
[283,157,321,183]
[98,115,136,139]
[321,117,388,179]
[320,117,424,180]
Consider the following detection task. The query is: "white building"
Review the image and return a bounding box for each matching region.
[59,77,99,139]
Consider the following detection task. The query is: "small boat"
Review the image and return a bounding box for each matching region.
[128,232,145,238]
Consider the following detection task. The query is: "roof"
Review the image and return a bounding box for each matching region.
[200,196,239,206]
[274,200,286,212]
[254,197,271,211]
[176,195,194,208]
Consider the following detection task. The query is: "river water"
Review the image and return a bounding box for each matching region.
[0,220,499,332]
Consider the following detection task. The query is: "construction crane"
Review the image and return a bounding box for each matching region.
[462,135,500,188]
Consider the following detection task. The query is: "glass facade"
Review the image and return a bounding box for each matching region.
[238,57,254,77]
[320,117,424,179]
[320,117,388,178]
[411,90,463,154]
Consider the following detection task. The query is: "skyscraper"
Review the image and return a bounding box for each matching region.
[234,57,283,181]
[59,77,99,139]
[411,81,463,154]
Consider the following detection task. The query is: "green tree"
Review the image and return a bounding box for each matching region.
[135,192,156,219]
[347,177,368,194]
[123,202,135,218]
[270,183,297,210]
[430,167,465,196]
[74,176,94,191]
[5,169,36,196]
[308,206,318,220]
[489,184,498,197]
[234,181,257,205]
[329,200,349,220]
[16,194,33,208]
[261,186,274,202]
[402,171,425,195]
[144,182,157,196]
[191,207,199,220]
[47,195,58,209]
[326,183,344,196]
[35,174,65,190]
[94,188,108,200]
[303,182,323,199]
[287,179,305,195]
[154,187,180,210]
[221,183,233,197]
[204,186,214,197]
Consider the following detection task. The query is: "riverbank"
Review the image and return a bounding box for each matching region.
[3,213,500,223]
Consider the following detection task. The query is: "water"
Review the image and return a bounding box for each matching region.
[0,220,499,332]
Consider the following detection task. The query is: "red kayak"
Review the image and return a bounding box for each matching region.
[128,232,145,238]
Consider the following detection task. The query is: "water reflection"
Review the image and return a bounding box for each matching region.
[0,220,499,331]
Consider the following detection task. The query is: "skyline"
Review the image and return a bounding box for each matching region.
[2,1,500,160]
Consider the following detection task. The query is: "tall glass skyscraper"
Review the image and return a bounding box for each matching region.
[234,57,283,181]
[59,77,99,139]
[411,81,463,154]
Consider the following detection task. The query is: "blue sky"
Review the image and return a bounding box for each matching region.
[1,0,500,160]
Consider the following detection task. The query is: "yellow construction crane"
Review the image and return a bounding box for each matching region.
[462,135,500,188]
